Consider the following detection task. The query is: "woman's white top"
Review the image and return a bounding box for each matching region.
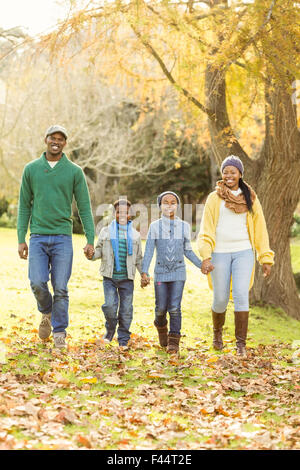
[214,188,252,253]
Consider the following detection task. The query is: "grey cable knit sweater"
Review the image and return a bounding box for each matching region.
[142,216,202,282]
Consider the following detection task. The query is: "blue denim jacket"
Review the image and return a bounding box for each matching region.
[142,216,202,282]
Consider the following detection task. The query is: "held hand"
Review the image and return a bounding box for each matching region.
[141,272,150,288]
[201,258,214,275]
[18,243,28,260]
[83,244,95,260]
[262,263,272,278]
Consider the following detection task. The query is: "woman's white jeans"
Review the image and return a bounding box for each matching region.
[210,249,254,313]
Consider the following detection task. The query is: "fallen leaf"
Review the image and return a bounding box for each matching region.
[55,373,71,386]
[215,405,230,417]
[206,356,219,363]
[147,371,167,379]
[104,376,123,386]
[79,376,98,384]
[55,408,77,424]
[76,434,92,448]
[200,406,215,414]
[174,391,187,400]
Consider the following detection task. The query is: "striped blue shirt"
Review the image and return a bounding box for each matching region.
[112,225,128,280]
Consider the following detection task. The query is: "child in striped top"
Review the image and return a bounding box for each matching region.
[91,199,143,348]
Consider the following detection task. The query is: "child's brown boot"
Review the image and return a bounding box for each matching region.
[167,333,181,354]
[154,321,168,347]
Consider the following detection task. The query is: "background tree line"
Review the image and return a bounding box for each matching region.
[0,0,299,318]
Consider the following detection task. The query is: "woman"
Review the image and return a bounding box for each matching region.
[198,155,274,357]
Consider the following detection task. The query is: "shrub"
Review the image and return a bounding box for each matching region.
[72,213,84,235]
[0,212,17,228]
[291,214,300,238]
[0,197,9,217]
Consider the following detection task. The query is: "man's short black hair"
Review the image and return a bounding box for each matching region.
[113,199,132,209]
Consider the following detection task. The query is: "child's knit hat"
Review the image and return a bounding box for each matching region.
[157,191,180,208]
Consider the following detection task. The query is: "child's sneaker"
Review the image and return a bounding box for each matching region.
[53,332,67,349]
[39,313,52,340]
[103,331,114,343]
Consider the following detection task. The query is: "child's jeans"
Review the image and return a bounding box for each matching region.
[101,277,134,346]
[210,249,254,313]
[154,280,185,335]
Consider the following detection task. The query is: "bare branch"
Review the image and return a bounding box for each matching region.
[146,4,209,48]
[0,147,20,184]
[130,23,214,117]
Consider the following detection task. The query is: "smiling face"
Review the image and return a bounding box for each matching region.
[115,204,131,225]
[222,165,241,191]
[45,132,66,159]
[161,194,178,219]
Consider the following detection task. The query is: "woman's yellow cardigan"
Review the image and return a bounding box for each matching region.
[197,191,275,292]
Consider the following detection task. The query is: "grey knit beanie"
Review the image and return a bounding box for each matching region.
[221,155,244,176]
[157,191,180,208]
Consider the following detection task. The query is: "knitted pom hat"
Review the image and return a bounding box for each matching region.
[221,155,244,176]
[157,191,180,208]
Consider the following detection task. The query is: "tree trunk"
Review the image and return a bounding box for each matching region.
[208,148,220,190]
[204,63,256,174]
[205,65,300,319]
[128,0,300,318]
[250,79,300,319]
[85,171,108,214]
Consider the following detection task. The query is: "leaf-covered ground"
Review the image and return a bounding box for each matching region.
[0,228,299,450]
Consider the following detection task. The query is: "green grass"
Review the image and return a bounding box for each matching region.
[0,228,299,450]
[1,227,298,350]
[291,240,300,272]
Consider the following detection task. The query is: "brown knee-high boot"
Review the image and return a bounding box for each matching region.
[154,321,168,347]
[234,311,249,357]
[212,310,226,350]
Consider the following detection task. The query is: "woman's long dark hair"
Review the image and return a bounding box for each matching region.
[239,178,253,213]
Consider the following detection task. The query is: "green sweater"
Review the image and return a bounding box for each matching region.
[17,153,95,244]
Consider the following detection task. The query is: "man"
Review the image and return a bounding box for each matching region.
[17,125,95,349]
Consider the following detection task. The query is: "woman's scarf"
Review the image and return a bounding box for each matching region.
[216,180,256,214]
[109,220,133,272]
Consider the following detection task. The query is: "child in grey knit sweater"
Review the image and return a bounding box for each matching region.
[141,191,202,354]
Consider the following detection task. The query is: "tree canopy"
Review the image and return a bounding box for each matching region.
[1,0,299,316]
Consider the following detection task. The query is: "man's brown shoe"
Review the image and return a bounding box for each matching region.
[38,313,52,340]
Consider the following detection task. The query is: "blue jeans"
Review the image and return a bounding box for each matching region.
[210,249,254,313]
[154,281,185,335]
[28,234,73,334]
[102,277,134,346]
